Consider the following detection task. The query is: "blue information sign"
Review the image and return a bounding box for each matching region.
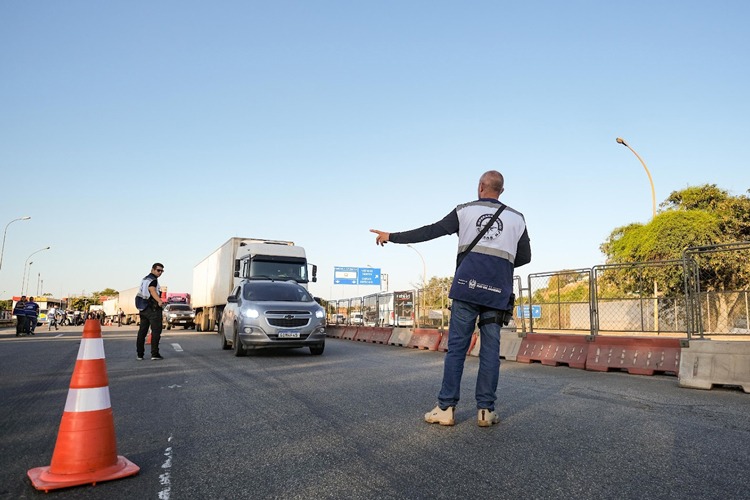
[516,305,541,319]
[358,267,381,286]
[333,266,358,285]
[334,266,382,285]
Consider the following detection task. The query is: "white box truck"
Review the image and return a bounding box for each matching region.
[192,237,317,331]
[102,297,119,323]
[117,286,141,325]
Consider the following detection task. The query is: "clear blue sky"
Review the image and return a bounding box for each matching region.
[1,1,749,301]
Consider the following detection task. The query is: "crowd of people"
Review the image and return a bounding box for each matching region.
[12,296,88,336]
[12,295,39,336]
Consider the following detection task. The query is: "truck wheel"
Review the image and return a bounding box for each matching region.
[219,324,230,350]
[233,329,246,357]
[310,344,325,355]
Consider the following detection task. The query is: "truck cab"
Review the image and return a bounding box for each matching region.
[234,240,317,288]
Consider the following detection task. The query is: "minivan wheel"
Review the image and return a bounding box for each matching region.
[219,324,230,350]
[233,328,246,357]
[310,344,325,355]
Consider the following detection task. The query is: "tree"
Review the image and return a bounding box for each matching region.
[600,184,749,287]
[600,184,750,331]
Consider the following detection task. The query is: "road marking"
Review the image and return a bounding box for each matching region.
[159,434,173,500]
[171,343,183,352]
[54,334,64,338]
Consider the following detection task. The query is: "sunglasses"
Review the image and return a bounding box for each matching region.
[155,269,164,273]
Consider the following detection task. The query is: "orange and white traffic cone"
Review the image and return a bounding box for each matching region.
[27,319,139,491]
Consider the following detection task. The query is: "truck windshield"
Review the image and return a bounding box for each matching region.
[249,259,308,282]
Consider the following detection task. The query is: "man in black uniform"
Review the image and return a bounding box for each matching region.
[136,263,166,360]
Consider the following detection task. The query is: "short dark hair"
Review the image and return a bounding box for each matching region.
[152,263,164,271]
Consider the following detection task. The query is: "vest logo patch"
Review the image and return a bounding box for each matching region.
[475,213,503,240]
[469,279,477,289]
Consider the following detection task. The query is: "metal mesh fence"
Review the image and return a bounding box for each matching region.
[325,240,750,338]
[684,242,750,338]
[528,269,591,332]
[593,260,687,334]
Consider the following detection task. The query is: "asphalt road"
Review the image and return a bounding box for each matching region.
[1,324,748,499]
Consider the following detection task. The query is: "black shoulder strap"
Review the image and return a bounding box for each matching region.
[465,203,506,255]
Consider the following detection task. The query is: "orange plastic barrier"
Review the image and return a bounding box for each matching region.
[516,333,589,369]
[406,328,442,351]
[28,320,139,491]
[438,330,477,355]
[586,336,681,375]
[356,327,393,344]
[342,327,358,341]
[370,327,394,344]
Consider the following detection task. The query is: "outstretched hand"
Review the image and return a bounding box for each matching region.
[369,229,390,246]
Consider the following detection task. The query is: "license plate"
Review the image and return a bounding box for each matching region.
[277,331,300,339]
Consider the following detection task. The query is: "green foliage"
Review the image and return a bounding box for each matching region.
[660,184,728,211]
[420,276,452,309]
[69,296,101,311]
[532,272,590,304]
[600,184,750,294]
[93,288,118,300]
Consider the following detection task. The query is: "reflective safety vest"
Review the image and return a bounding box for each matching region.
[449,200,527,311]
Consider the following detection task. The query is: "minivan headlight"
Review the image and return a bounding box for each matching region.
[244,309,259,319]
[315,309,325,318]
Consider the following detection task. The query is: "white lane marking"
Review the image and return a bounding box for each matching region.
[167,384,182,389]
[54,334,64,338]
[158,434,174,500]
[171,343,183,352]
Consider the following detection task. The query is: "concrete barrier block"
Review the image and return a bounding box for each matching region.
[326,326,344,339]
[679,340,750,393]
[388,328,412,347]
[500,329,523,361]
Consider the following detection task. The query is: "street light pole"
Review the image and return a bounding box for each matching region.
[0,216,32,271]
[407,244,427,327]
[616,137,659,332]
[21,246,51,296]
[616,138,656,218]
[23,262,33,295]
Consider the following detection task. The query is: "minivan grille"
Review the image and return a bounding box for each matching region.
[268,318,309,328]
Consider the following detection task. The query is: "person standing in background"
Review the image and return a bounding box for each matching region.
[135,263,166,360]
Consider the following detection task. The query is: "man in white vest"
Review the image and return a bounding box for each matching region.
[136,263,166,360]
[370,170,531,427]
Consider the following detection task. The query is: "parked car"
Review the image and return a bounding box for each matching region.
[220,280,326,356]
[162,303,196,330]
[350,312,364,325]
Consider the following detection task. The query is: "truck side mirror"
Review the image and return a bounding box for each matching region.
[311,264,318,283]
[227,295,238,303]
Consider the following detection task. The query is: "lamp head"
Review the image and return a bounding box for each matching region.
[616,137,628,146]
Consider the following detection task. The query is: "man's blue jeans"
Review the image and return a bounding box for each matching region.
[438,299,501,411]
